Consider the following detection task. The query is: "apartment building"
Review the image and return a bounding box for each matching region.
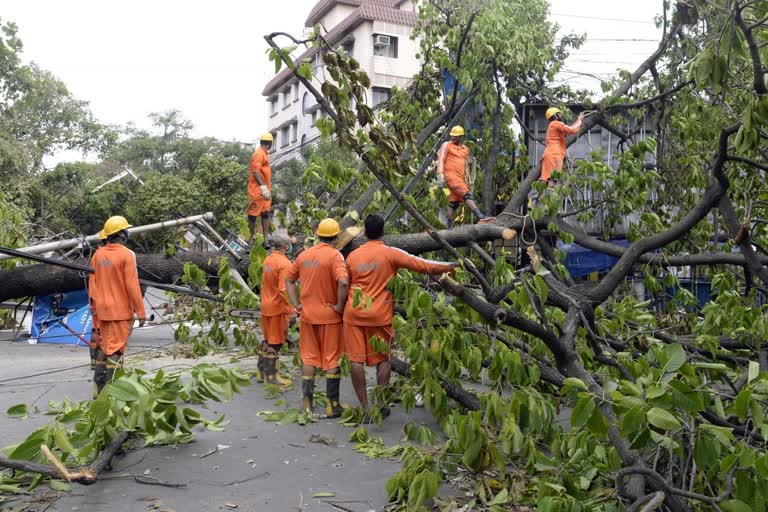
[262,0,420,168]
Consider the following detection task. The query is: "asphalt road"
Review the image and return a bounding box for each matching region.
[0,321,434,512]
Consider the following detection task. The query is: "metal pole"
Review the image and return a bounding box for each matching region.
[0,246,224,303]
[0,212,215,261]
[197,219,242,261]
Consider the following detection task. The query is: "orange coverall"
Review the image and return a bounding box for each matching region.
[343,241,454,366]
[287,243,349,370]
[247,146,272,217]
[436,141,470,203]
[88,244,146,356]
[261,251,295,346]
[540,120,580,182]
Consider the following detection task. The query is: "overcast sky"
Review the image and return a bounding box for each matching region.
[2,0,661,160]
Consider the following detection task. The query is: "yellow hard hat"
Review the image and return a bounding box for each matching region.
[545,107,562,120]
[316,218,341,237]
[102,216,132,237]
[260,132,274,142]
[449,125,465,137]
[98,230,107,240]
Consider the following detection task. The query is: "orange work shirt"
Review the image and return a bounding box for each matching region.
[436,141,469,181]
[542,120,580,159]
[88,244,146,321]
[287,242,348,325]
[261,251,295,316]
[248,146,272,201]
[344,240,454,327]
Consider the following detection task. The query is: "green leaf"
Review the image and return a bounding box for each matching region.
[6,404,28,418]
[563,377,588,391]
[734,387,751,421]
[646,407,682,432]
[660,344,686,376]
[487,488,509,506]
[49,480,72,492]
[297,63,313,81]
[407,470,439,508]
[721,499,752,512]
[108,380,139,402]
[571,396,596,430]
[312,492,336,498]
[748,360,759,383]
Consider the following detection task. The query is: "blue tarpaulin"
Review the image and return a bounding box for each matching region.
[31,290,92,346]
[558,239,631,278]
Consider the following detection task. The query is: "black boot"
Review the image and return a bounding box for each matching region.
[302,377,315,414]
[263,354,278,384]
[325,374,344,418]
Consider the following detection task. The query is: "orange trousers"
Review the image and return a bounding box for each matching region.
[344,323,392,366]
[299,321,341,371]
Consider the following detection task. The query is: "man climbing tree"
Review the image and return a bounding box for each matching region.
[258,234,295,386]
[247,132,274,245]
[540,108,585,188]
[88,216,145,398]
[436,125,496,227]
[344,214,456,423]
[286,218,349,418]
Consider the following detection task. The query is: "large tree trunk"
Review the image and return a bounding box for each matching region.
[0,224,520,302]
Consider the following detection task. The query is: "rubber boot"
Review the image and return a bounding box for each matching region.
[255,348,266,383]
[302,377,315,414]
[325,374,345,418]
[274,358,294,387]
[263,354,278,384]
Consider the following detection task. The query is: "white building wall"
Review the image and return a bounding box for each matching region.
[316,5,356,28]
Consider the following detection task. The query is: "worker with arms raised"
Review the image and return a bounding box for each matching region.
[286,218,349,418]
[247,133,274,245]
[258,234,296,386]
[436,125,495,227]
[540,108,585,188]
[88,216,146,398]
[344,214,457,422]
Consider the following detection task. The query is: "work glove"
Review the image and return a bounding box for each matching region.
[436,174,445,187]
[259,185,271,200]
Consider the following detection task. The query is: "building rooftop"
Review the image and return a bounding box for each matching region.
[263,0,417,96]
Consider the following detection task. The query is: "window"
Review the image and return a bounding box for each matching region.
[282,87,291,108]
[312,52,323,71]
[269,97,278,116]
[372,87,391,107]
[281,126,290,147]
[291,122,298,143]
[341,39,354,57]
[373,34,398,58]
[311,110,319,126]
[292,83,299,102]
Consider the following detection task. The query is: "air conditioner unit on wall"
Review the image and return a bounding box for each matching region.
[374,35,391,47]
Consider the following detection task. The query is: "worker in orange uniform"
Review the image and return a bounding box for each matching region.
[540,108,585,187]
[436,125,495,228]
[88,229,109,370]
[88,216,146,398]
[247,133,274,245]
[344,214,456,422]
[286,218,349,418]
[258,234,296,386]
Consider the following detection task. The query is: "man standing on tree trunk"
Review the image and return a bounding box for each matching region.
[88,216,146,398]
[247,133,273,246]
[286,218,350,418]
[258,235,296,387]
[540,108,585,188]
[344,214,456,423]
[436,125,496,227]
